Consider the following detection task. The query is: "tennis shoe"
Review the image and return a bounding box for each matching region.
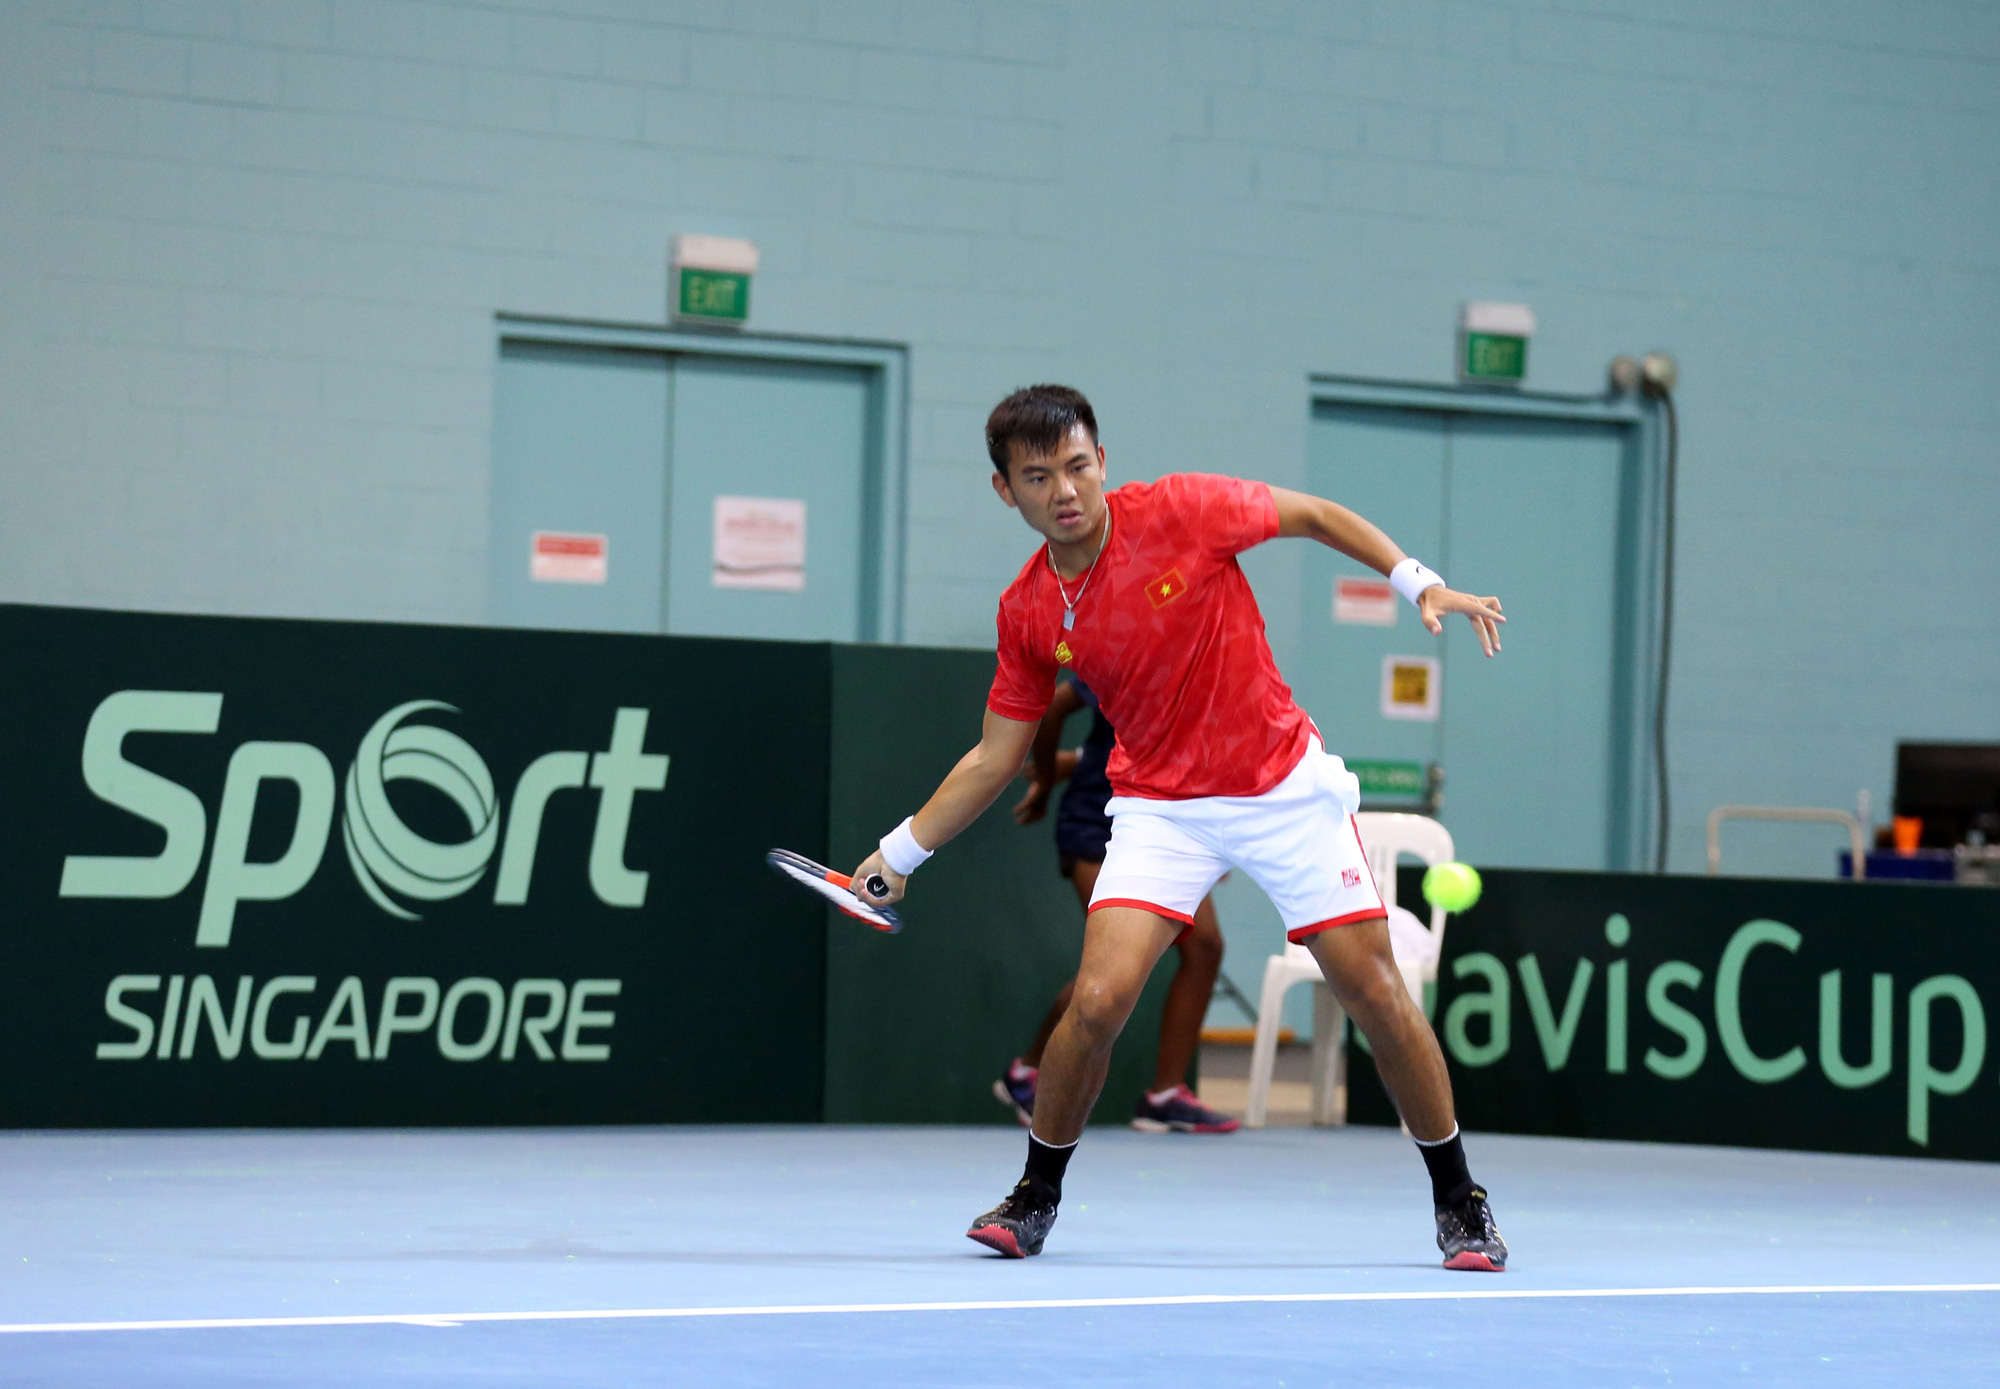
[991,1061,1036,1127]
[1130,1084,1239,1133]
[1435,1186,1508,1271]
[966,1180,1059,1258]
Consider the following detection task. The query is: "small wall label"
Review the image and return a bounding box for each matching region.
[1382,655,1442,722]
[530,531,607,584]
[713,496,805,591]
[1335,576,1398,626]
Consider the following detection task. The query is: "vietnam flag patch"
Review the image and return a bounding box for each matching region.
[1146,568,1187,609]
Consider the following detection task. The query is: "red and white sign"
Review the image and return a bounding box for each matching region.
[530,531,608,585]
[1334,576,1397,626]
[713,496,806,591]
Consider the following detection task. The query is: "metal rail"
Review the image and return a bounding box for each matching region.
[1706,806,1867,881]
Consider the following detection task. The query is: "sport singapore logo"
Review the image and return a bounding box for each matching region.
[342,701,501,920]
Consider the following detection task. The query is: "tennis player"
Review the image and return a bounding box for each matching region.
[999,676,1238,1134]
[850,385,1508,1271]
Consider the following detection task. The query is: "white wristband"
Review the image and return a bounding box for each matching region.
[1389,558,1445,607]
[879,817,933,876]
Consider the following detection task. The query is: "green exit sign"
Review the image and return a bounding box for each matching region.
[1458,302,1535,386]
[678,269,751,323]
[1349,759,1427,798]
[1463,331,1527,382]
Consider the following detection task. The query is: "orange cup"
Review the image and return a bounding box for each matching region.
[1892,816,1923,855]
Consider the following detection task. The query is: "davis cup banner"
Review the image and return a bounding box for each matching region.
[1352,868,2000,1162]
[0,604,831,1126]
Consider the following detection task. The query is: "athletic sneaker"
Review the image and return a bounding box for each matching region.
[966,1180,1059,1258]
[991,1061,1036,1127]
[1130,1084,1240,1133]
[1435,1186,1508,1271]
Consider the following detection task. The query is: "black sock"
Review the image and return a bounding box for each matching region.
[1021,1133,1076,1203]
[1415,1127,1476,1207]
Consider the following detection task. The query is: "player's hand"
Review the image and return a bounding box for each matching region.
[1013,778,1051,825]
[849,849,906,906]
[1418,586,1505,656]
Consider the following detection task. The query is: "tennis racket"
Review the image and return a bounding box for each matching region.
[765,848,903,933]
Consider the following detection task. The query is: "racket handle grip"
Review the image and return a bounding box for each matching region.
[864,874,889,899]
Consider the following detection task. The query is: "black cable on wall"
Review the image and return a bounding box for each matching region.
[1651,388,1679,874]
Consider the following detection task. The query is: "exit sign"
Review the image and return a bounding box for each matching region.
[678,269,750,322]
[1463,331,1526,382]
[671,234,759,326]
[1458,302,1535,385]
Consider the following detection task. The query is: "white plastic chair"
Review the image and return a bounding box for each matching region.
[1243,813,1456,1128]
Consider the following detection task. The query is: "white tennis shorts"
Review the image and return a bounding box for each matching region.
[1089,739,1387,943]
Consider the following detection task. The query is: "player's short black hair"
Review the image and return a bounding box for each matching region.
[986,384,1098,475]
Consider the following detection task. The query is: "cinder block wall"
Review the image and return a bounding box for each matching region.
[1,0,1996,877]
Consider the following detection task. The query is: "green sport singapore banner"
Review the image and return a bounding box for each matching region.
[0,604,831,1126]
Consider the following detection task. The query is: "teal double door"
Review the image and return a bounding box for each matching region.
[1295,402,1642,871]
[489,342,881,642]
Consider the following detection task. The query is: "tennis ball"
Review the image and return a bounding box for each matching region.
[1422,862,1482,914]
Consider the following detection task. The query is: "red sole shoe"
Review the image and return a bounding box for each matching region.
[967,1225,1026,1258]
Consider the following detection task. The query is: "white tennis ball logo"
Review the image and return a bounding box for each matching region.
[341,701,500,919]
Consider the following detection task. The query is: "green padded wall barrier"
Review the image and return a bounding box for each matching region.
[17,600,1997,1160]
[822,644,1172,1125]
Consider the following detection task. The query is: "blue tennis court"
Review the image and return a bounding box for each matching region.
[5,1124,1995,1385]
[7,2,1999,1383]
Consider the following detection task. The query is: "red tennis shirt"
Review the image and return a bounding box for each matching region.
[987,472,1312,800]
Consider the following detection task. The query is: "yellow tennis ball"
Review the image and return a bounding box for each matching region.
[1422,862,1482,913]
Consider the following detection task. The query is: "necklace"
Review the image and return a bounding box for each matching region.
[1049,508,1111,631]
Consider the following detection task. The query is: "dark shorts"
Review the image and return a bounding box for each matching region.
[1054,777,1113,874]
[1057,848,1104,880]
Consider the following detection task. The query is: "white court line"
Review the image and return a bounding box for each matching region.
[5,1284,1999,1335]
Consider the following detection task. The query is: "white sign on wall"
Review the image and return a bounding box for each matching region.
[712,496,806,591]
[1334,576,1397,626]
[1381,655,1441,722]
[530,531,608,584]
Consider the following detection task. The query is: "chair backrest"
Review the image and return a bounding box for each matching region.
[1353,812,1456,946]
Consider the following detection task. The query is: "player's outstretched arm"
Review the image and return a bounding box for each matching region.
[1269,485,1506,656]
[850,708,1039,905]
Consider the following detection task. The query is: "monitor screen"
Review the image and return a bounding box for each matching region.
[1895,743,2000,848]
